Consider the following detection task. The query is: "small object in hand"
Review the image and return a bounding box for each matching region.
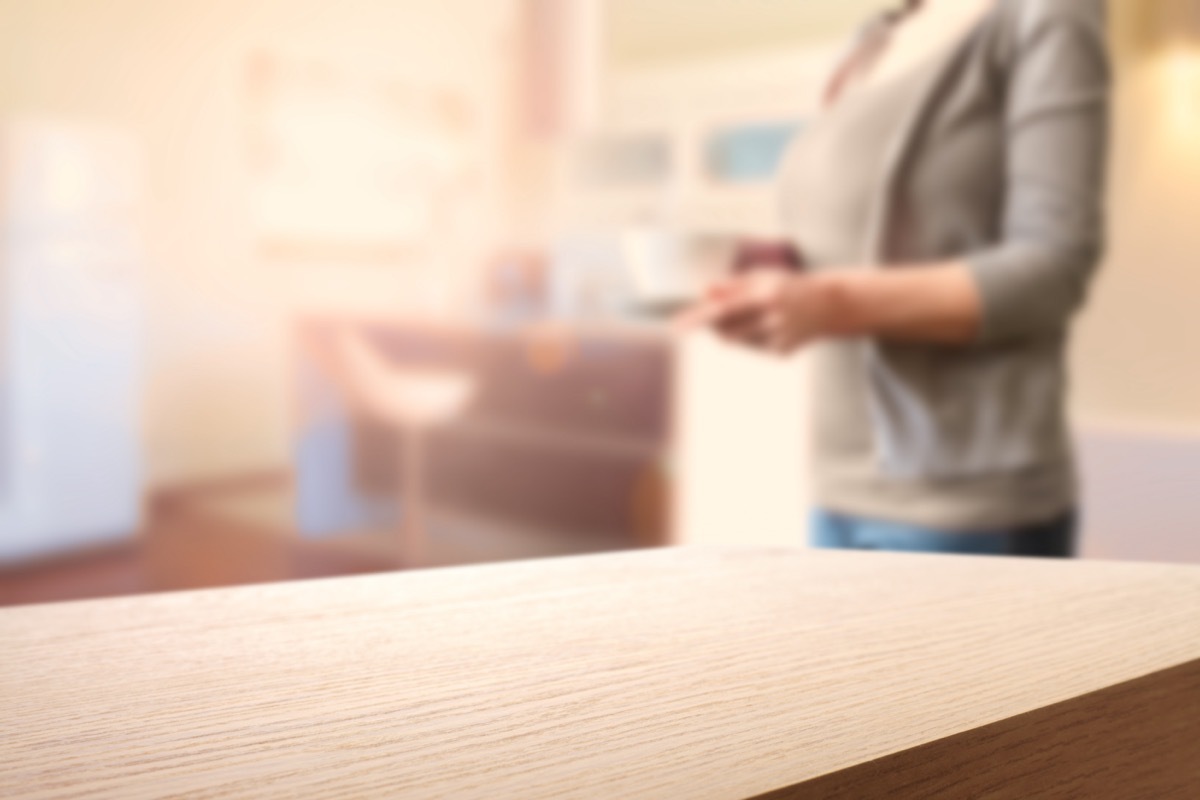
[732,239,805,274]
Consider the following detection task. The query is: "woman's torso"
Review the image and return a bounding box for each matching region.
[779,4,1081,532]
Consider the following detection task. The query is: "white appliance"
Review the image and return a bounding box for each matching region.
[0,119,144,563]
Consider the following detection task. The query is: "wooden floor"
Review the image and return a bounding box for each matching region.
[0,481,628,608]
[0,492,401,608]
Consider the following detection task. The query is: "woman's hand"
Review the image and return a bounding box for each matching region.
[677,263,985,351]
[678,270,836,356]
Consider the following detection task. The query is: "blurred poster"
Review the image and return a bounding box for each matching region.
[245,50,477,264]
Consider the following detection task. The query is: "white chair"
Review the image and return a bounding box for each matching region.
[323,330,476,568]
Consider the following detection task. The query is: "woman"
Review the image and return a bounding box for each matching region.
[682,0,1111,557]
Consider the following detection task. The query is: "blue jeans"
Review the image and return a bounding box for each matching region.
[811,509,1077,558]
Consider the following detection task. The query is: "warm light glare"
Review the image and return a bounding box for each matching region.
[1159,44,1200,142]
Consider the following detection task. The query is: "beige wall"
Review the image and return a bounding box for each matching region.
[1073,0,1200,431]
[606,0,882,67]
[1,0,519,487]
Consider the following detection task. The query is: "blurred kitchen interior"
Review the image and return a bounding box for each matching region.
[2,0,1200,606]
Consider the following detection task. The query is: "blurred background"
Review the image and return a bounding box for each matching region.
[2,0,1199,606]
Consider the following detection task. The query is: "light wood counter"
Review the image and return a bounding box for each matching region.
[3,547,1200,798]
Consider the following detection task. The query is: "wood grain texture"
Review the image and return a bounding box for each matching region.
[3,547,1200,799]
[752,659,1200,799]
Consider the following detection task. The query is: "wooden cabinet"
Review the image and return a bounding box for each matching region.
[295,317,675,561]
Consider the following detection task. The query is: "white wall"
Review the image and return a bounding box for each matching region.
[0,0,519,488]
[605,0,881,68]
[675,336,811,548]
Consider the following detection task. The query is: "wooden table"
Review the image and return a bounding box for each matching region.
[4,548,1200,798]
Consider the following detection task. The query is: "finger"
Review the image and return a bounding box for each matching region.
[704,278,741,303]
[717,315,769,346]
[717,288,775,322]
[767,333,795,356]
[719,307,781,350]
[767,325,812,356]
[676,293,739,331]
[753,310,798,355]
[714,303,766,332]
[679,278,777,334]
[719,325,773,351]
[672,300,724,331]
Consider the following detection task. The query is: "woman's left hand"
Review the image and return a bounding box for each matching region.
[678,270,834,356]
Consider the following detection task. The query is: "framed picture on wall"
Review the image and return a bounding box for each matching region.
[244,49,478,265]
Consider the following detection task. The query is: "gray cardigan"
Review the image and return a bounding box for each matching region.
[860,0,1110,480]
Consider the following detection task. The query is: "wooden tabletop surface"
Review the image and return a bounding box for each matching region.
[4,547,1200,799]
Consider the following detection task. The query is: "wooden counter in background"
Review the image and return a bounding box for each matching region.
[4,547,1199,798]
[295,317,677,562]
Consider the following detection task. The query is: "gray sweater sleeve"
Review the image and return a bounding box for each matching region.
[966,0,1111,344]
